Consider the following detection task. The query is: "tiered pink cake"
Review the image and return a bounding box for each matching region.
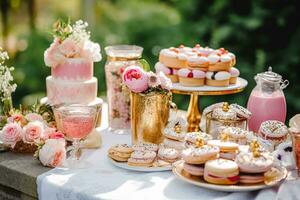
[42,20,102,106]
[46,58,98,105]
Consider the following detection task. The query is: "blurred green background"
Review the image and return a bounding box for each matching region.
[1,0,299,120]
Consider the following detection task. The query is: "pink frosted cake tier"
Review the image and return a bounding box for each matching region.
[51,58,93,81]
[46,76,97,104]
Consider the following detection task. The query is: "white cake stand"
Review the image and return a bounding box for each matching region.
[171,77,248,131]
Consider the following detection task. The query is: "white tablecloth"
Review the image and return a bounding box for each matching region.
[37,105,298,200]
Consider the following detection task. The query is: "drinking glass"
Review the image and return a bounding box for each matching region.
[53,104,97,168]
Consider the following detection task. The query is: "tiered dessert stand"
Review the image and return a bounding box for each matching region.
[171,77,248,131]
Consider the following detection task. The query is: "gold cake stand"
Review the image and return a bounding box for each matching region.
[171,77,248,132]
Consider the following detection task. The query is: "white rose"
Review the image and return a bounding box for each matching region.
[39,139,66,167]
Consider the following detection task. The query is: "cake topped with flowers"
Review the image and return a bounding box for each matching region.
[43,19,102,105]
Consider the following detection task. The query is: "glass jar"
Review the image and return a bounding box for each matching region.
[105,45,143,134]
[247,67,289,132]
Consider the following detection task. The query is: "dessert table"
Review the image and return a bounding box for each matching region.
[0,104,299,200]
[36,104,296,200]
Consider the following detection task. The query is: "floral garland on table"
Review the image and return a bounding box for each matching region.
[0,48,66,168]
[44,19,102,68]
[122,66,172,94]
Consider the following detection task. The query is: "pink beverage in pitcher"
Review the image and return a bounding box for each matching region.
[247,67,289,132]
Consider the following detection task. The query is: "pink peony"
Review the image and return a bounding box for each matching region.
[49,131,65,139]
[22,121,45,143]
[158,72,172,90]
[147,72,160,88]
[25,113,43,122]
[39,139,66,167]
[59,38,81,58]
[44,38,65,67]
[0,123,22,148]
[122,66,149,93]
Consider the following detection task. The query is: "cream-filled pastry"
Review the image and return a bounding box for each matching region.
[155,62,178,83]
[178,68,206,87]
[206,71,231,87]
[229,67,240,84]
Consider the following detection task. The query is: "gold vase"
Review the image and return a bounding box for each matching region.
[131,91,172,144]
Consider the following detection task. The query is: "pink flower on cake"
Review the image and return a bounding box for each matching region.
[38,139,66,167]
[44,38,65,67]
[25,113,43,122]
[122,66,149,93]
[59,38,81,58]
[0,123,22,148]
[158,72,172,90]
[147,72,160,88]
[22,121,45,143]
[82,41,102,62]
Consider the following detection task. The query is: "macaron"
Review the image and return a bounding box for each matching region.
[183,162,205,176]
[207,139,239,160]
[108,144,133,162]
[235,151,274,173]
[204,158,240,185]
[132,143,159,152]
[158,146,180,163]
[163,138,185,151]
[182,145,220,164]
[127,150,157,167]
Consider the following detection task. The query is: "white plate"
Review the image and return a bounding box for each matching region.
[108,157,172,172]
[172,160,287,192]
[171,77,248,92]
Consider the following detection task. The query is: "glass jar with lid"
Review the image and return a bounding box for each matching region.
[104,45,143,134]
[247,67,289,132]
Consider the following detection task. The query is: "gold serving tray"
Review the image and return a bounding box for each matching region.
[172,160,287,192]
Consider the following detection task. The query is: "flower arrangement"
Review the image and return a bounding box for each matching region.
[122,66,172,94]
[0,102,66,167]
[0,48,17,115]
[44,19,102,68]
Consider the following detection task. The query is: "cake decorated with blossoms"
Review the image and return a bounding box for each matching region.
[43,20,102,105]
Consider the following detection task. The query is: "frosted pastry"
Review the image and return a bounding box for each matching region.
[258,120,288,146]
[228,67,240,84]
[178,68,206,87]
[159,46,188,69]
[155,62,178,83]
[206,71,231,87]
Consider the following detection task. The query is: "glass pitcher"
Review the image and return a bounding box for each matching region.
[247,67,289,132]
[105,45,143,134]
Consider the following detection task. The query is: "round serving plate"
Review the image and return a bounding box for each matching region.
[172,160,287,192]
[108,157,172,172]
[171,77,248,95]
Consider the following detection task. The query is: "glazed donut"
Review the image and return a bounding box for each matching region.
[258,120,288,146]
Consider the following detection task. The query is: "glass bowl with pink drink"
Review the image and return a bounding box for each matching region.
[53,104,97,168]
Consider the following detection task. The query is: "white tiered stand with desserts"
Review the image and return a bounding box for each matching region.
[171,77,248,131]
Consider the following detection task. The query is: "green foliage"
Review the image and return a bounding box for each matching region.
[4,0,300,120]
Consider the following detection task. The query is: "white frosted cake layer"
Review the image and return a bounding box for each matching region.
[46,76,97,104]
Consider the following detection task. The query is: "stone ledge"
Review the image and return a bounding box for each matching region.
[0,152,50,198]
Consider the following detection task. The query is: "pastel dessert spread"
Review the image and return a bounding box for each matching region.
[156,44,239,87]
[204,159,240,185]
[219,126,248,145]
[207,138,239,160]
[184,131,213,147]
[182,145,220,164]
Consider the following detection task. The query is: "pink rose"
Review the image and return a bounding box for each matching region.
[122,66,149,93]
[25,113,43,122]
[39,139,66,167]
[49,131,65,139]
[158,72,172,91]
[7,113,26,125]
[44,38,65,67]
[22,121,45,143]
[59,38,81,58]
[0,123,22,148]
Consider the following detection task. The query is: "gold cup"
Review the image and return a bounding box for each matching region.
[131,92,172,144]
